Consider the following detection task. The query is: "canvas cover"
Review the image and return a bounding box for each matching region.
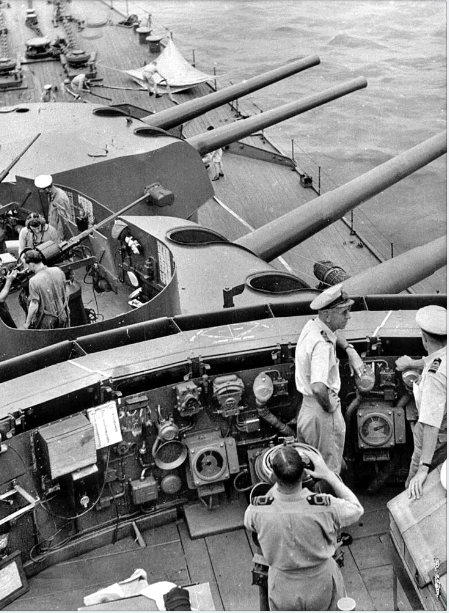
[388,465,446,609]
[124,39,214,93]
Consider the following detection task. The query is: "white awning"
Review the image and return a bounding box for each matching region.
[124,39,215,92]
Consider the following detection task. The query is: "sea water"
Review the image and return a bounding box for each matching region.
[104,0,447,288]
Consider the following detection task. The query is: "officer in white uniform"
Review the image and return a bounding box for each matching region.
[244,446,363,611]
[396,305,447,500]
[295,284,364,474]
[34,175,71,242]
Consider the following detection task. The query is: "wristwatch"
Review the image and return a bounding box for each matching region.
[345,344,355,352]
[419,461,431,469]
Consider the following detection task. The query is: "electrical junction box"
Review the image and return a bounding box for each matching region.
[35,414,97,480]
[130,474,158,505]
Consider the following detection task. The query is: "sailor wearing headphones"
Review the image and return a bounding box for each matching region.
[18,213,59,256]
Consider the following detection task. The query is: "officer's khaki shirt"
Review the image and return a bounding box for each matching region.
[244,485,363,570]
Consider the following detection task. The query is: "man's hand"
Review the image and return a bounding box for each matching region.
[395,355,412,372]
[3,269,18,288]
[407,468,428,500]
[311,382,335,413]
[0,269,18,300]
[302,449,332,481]
[395,355,424,372]
[347,348,364,377]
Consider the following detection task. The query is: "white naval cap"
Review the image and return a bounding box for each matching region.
[310,283,354,311]
[416,305,447,336]
[43,84,52,90]
[34,174,53,189]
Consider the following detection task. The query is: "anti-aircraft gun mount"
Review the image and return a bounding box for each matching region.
[1,184,174,320]
[27,185,172,268]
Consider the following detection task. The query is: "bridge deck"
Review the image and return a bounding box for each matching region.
[5,486,413,611]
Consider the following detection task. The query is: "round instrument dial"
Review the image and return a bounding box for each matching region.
[359,412,393,447]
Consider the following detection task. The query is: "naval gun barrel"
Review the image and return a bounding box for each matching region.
[66,193,150,248]
[342,235,446,295]
[37,192,150,266]
[236,131,447,261]
[142,55,321,130]
[188,77,368,156]
[0,133,41,183]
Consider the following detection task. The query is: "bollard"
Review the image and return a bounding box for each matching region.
[136,26,151,44]
[146,35,164,54]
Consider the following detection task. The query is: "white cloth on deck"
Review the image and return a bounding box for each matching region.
[83,568,148,606]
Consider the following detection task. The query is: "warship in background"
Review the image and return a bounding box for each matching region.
[0,1,446,610]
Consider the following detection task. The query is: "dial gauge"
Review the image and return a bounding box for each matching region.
[359,413,393,447]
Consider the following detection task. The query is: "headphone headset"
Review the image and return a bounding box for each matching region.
[25,213,46,230]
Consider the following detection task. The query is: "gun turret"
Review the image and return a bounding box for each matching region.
[188,77,368,156]
[142,55,320,130]
[235,131,447,261]
[342,235,446,295]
